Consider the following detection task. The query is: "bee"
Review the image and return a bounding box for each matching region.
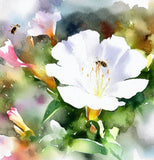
[96,60,107,67]
[10,24,20,34]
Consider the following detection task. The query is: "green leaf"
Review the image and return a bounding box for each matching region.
[46,88,59,100]
[104,143,122,160]
[69,138,107,155]
[42,100,62,122]
[102,130,122,160]
[104,142,122,160]
[39,145,60,160]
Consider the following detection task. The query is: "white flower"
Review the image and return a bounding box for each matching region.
[50,120,67,139]
[46,30,148,111]
[27,11,61,37]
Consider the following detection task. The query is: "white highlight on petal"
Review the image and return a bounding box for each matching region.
[0,39,11,53]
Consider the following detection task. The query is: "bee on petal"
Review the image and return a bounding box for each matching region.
[96,60,107,67]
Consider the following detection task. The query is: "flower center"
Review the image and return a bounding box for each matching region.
[81,60,111,98]
[94,61,110,97]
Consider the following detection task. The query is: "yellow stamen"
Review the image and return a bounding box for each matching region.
[107,69,109,74]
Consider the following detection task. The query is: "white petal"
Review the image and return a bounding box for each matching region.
[50,120,66,139]
[52,41,72,61]
[58,86,125,110]
[67,30,100,61]
[98,35,130,68]
[105,79,149,99]
[46,63,78,86]
[58,86,88,109]
[110,49,148,82]
[52,30,100,65]
[87,94,125,111]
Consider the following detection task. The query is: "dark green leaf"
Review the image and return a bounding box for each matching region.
[42,100,62,122]
[100,106,135,132]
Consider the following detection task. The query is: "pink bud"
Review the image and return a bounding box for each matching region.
[7,107,23,124]
[7,107,34,136]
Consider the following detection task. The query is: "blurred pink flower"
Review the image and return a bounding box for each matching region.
[0,135,15,159]
[27,11,61,37]
[0,134,37,160]
[36,94,45,104]
[0,40,30,67]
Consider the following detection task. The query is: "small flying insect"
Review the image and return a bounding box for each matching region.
[10,24,20,34]
[96,60,107,67]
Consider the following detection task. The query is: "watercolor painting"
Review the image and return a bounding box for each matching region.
[0,0,154,159]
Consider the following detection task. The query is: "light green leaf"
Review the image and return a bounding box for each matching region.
[102,130,122,160]
[42,100,62,122]
[69,138,107,155]
[105,129,119,145]
[104,142,122,160]
[109,127,119,140]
